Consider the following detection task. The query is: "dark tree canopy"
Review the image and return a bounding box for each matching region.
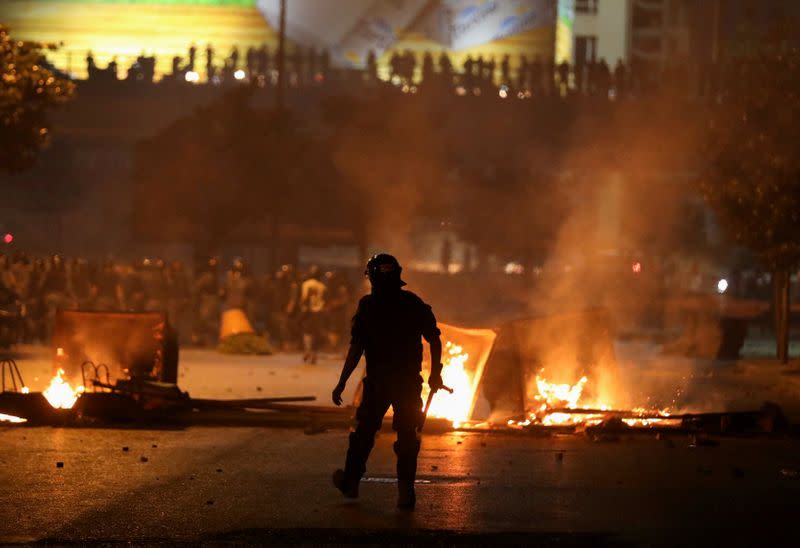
[0,26,75,172]
[133,89,364,251]
[701,51,800,270]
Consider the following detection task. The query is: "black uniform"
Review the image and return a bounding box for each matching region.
[344,288,440,483]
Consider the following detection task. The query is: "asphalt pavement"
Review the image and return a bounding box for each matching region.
[3,344,800,545]
[1,425,799,545]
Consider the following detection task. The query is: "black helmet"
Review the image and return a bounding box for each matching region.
[365,253,406,288]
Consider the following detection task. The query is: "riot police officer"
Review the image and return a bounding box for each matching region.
[331,254,443,510]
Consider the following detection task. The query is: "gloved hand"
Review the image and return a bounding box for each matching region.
[428,370,444,392]
[331,381,346,406]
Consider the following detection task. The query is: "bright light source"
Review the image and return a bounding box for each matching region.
[631,261,642,274]
[234,69,246,80]
[455,86,466,96]
[184,71,200,83]
[504,262,524,275]
[717,278,728,294]
[499,85,508,98]
[3,233,12,244]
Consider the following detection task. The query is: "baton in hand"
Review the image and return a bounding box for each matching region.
[419,384,454,432]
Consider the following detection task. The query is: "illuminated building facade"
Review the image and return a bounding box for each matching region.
[0,0,574,81]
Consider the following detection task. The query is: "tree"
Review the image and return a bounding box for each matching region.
[0,26,74,172]
[133,89,364,265]
[700,52,800,363]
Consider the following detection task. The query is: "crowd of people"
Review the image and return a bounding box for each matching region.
[83,43,728,100]
[0,253,358,357]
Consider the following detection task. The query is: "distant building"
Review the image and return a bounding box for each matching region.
[0,0,578,82]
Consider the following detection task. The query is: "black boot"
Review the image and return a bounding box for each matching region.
[332,468,359,499]
[397,480,415,510]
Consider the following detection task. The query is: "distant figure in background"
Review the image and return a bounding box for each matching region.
[86,51,96,77]
[229,46,240,70]
[422,51,434,83]
[192,257,220,346]
[614,58,627,97]
[366,50,378,81]
[500,54,511,85]
[438,51,453,81]
[300,265,327,364]
[246,46,256,77]
[171,56,182,77]
[187,44,197,71]
[206,44,215,80]
[108,58,118,80]
[463,55,475,87]
[440,239,452,274]
[257,44,270,78]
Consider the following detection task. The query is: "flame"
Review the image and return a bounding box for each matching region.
[0,413,27,423]
[514,371,673,427]
[42,369,84,409]
[423,342,474,428]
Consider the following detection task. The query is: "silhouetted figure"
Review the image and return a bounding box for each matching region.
[171,56,182,77]
[246,46,257,77]
[463,55,475,87]
[500,54,510,84]
[389,51,401,80]
[596,58,611,97]
[486,56,496,84]
[438,51,453,82]
[188,44,197,71]
[230,46,240,70]
[86,51,97,80]
[107,58,118,80]
[300,265,326,364]
[440,239,452,273]
[331,254,443,511]
[206,44,215,80]
[402,50,416,83]
[257,44,270,77]
[422,51,434,83]
[366,50,378,81]
[613,58,627,97]
[476,56,485,82]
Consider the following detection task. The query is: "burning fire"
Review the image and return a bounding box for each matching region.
[0,413,27,423]
[530,373,606,425]
[424,342,474,427]
[42,369,84,409]
[512,369,673,427]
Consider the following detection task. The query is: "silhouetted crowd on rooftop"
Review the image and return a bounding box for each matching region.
[0,253,357,353]
[83,43,736,100]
